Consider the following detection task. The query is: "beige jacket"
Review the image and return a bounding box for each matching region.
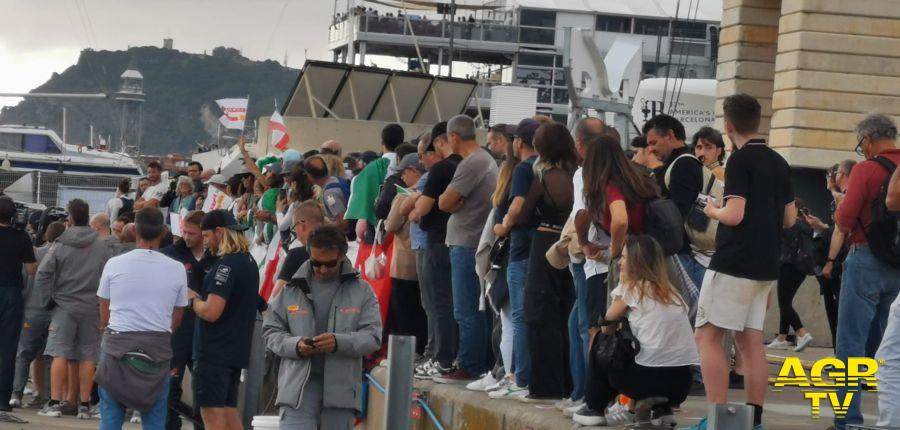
[385,193,418,281]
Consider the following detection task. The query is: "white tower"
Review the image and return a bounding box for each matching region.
[115,67,145,155]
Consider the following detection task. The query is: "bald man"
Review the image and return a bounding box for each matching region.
[200,169,215,182]
[321,140,342,157]
[90,213,111,239]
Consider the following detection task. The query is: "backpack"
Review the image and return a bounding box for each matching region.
[325,177,351,202]
[644,196,684,256]
[664,153,723,253]
[780,221,817,275]
[118,196,134,216]
[865,157,900,269]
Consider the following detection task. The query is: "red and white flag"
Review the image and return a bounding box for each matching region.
[269,110,290,151]
[216,98,248,130]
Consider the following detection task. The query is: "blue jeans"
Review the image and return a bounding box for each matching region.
[507,258,530,388]
[834,246,900,430]
[568,263,590,401]
[99,376,170,430]
[449,246,492,375]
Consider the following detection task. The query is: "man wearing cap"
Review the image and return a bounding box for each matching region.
[489,118,540,397]
[189,210,260,430]
[408,121,461,378]
[95,208,188,429]
[263,225,381,430]
[205,174,228,194]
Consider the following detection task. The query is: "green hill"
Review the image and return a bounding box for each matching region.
[0,46,299,155]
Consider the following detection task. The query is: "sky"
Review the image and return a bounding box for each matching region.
[0,0,356,110]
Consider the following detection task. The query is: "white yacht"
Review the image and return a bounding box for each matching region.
[0,124,142,177]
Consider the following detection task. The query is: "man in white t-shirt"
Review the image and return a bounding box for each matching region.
[96,208,188,429]
[135,161,169,210]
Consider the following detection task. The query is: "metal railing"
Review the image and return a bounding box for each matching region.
[0,171,121,213]
[329,15,519,44]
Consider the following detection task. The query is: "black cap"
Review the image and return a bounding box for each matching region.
[360,150,379,164]
[516,118,540,147]
[426,121,448,151]
[201,209,248,231]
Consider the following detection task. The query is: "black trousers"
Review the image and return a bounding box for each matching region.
[167,311,203,430]
[584,348,692,413]
[777,263,807,335]
[422,242,457,368]
[0,288,24,406]
[389,278,428,356]
[525,231,574,399]
[816,273,842,348]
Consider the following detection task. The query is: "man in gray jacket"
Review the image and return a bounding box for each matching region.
[263,225,382,430]
[36,199,115,419]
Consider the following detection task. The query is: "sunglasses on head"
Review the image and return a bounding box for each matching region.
[310,259,340,268]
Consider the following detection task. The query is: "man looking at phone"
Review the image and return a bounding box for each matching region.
[263,225,382,430]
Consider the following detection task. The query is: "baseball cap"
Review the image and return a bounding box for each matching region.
[516,118,540,147]
[426,121,448,151]
[205,174,228,186]
[201,209,248,231]
[398,153,425,172]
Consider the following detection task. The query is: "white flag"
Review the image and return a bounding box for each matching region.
[216,98,249,130]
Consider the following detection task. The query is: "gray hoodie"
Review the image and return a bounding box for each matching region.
[23,245,52,312]
[35,226,114,316]
[262,259,382,410]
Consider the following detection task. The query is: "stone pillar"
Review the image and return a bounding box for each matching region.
[715,0,782,141]
[769,0,900,168]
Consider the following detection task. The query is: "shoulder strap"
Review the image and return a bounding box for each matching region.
[663,153,701,189]
[873,156,897,174]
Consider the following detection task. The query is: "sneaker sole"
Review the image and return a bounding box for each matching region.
[518,396,558,404]
[37,412,61,417]
[77,414,92,420]
[572,415,605,426]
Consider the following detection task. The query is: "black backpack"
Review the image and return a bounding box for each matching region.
[865,157,900,269]
[119,196,134,216]
[781,221,816,275]
[644,197,684,256]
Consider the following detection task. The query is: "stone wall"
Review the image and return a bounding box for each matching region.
[717,0,900,168]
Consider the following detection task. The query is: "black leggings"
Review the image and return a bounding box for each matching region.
[777,263,807,335]
[388,278,428,355]
[585,338,691,412]
[816,273,841,348]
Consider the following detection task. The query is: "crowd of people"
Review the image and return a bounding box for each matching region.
[0,92,899,430]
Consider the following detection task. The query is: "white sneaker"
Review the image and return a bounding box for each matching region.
[794,333,814,352]
[573,407,606,426]
[554,398,581,411]
[487,381,528,400]
[766,338,792,350]
[466,372,500,392]
[23,387,34,396]
[8,395,21,408]
[605,410,635,426]
[484,377,507,392]
[130,411,141,424]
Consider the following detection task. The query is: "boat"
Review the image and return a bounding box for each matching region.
[0,124,142,177]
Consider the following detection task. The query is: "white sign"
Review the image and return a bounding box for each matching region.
[201,187,234,212]
[170,213,182,237]
[216,98,249,130]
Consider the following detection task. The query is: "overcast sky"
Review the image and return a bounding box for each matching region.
[0,0,356,109]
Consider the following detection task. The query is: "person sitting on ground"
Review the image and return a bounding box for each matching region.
[574,235,698,427]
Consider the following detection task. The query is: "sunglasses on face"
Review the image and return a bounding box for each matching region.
[310,259,340,268]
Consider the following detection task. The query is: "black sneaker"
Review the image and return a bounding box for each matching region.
[432,368,478,384]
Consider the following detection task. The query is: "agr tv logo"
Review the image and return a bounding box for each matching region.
[773,357,880,418]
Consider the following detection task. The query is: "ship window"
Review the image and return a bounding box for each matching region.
[596,15,631,33]
[520,9,556,28]
[0,133,22,152]
[23,134,61,154]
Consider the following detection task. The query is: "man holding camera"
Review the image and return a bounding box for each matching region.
[263,225,382,429]
[0,197,37,413]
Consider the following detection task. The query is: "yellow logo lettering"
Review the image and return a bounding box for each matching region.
[847,357,879,390]
[776,357,810,388]
[804,392,828,418]
[829,392,854,417]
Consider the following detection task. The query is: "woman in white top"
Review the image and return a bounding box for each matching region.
[575,234,699,427]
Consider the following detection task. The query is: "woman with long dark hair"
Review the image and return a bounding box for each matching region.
[510,122,578,401]
[581,134,659,290]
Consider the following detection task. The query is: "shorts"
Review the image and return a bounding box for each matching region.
[695,269,774,332]
[44,310,101,361]
[16,311,52,360]
[193,361,241,408]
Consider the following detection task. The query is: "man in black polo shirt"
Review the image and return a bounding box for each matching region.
[408,121,461,378]
[189,210,260,430]
[689,94,796,430]
[159,210,217,430]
